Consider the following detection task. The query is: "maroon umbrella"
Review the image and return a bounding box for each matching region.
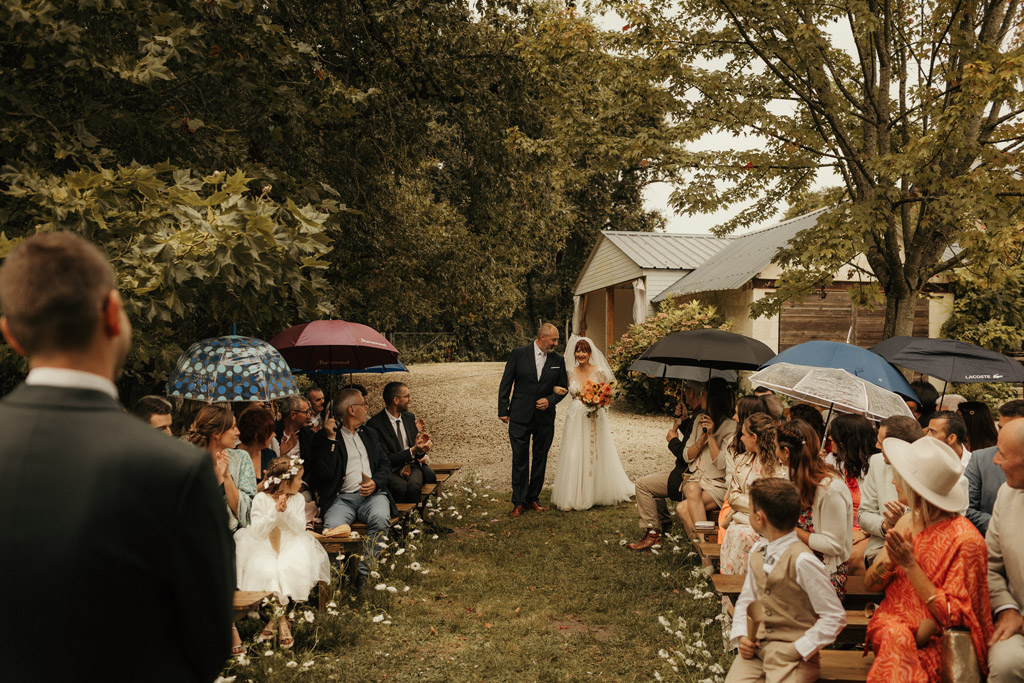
[270,320,399,373]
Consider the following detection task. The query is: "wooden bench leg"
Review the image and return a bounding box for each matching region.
[318,580,328,611]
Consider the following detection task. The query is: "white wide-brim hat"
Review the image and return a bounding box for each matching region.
[882,436,967,513]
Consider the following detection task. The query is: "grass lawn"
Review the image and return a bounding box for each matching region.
[225,476,734,682]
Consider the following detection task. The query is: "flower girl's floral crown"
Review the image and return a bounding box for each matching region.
[267,456,304,486]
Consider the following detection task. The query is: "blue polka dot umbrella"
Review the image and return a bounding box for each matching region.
[166,335,299,403]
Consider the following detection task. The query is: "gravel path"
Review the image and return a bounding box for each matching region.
[345,362,673,499]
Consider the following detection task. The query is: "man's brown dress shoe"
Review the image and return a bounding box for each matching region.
[509,505,526,517]
[626,529,661,551]
[528,502,548,512]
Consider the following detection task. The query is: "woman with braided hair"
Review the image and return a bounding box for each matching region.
[720,412,788,574]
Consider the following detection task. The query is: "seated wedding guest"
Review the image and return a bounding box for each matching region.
[762,394,784,422]
[858,415,923,566]
[720,413,788,574]
[826,414,876,574]
[0,232,233,680]
[727,478,846,683]
[752,386,775,398]
[960,400,999,452]
[312,388,397,589]
[367,381,437,504]
[307,387,326,431]
[909,380,940,429]
[864,436,992,682]
[629,381,707,550]
[938,393,966,413]
[133,394,173,435]
[789,403,825,442]
[186,404,258,531]
[707,395,768,543]
[674,379,736,537]
[237,406,277,483]
[275,395,319,527]
[965,400,1024,535]
[925,410,972,469]
[781,419,853,598]
[986,418,1024,682]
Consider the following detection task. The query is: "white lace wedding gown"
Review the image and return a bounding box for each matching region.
[550,368,635,511]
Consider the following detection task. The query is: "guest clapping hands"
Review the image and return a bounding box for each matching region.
[864,436,992,681]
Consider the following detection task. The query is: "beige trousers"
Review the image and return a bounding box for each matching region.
[634,471,673,530]
[725,641,820,683]
[989,633,1024,683]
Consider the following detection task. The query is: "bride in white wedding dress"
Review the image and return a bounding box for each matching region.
[550,335,634,511]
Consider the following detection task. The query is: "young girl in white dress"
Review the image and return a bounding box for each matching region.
[233,456,331,648]
[550,336,634,511]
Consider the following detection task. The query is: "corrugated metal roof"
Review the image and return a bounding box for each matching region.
[652,209,828,302]
[603,231,733,270]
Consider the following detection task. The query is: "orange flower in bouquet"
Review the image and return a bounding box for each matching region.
[580,379,617,416]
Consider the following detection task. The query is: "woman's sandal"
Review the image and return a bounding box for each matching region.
[278,618,294,649]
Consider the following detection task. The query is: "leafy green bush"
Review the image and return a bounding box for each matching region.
[607,299,727,413]
[952,382,1019,413]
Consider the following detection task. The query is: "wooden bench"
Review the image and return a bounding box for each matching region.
[820,650,874,681]
[711,574,880,603]
[234,590,273,619]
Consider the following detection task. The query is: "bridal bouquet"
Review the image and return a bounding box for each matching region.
[580,379,617,416]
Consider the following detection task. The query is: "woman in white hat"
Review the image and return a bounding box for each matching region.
[863,436,993,682]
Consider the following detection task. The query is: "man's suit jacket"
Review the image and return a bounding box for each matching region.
[311,425,398,517]
[0,384,235,682]
[366,409,422,472]
[966,445,1006,536]
[497,342,568,426]
[987,483,1024,616]
[275,423,322,492]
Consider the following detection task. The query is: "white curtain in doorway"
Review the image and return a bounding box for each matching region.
[572,295,583,336]
[632,279,646,325]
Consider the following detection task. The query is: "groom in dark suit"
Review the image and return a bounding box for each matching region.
[0,232,234,682]
[498,323,568,516]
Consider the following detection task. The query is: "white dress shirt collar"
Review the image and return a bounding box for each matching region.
[25,367,118,400]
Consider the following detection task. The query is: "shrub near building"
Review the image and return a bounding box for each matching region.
[607,299,727,413]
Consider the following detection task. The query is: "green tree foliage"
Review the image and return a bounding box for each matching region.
[1,0,679,394]
[607,299,726,412]
[942,224,1024,353]
[609,0,1024,337]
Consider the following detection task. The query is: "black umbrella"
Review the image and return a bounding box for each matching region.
[634,328,776,375]
[869,336,1024,383]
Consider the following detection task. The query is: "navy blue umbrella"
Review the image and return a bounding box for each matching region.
[869,336,1024,383]
[762,341,918,402]
[166,335,299,403]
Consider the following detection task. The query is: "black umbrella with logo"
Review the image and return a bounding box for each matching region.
[869,336,1024,384]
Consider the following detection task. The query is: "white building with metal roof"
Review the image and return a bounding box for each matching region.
[574,209,954,354]
[572,231,731,352]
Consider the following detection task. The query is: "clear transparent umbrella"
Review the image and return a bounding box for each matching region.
[747,362,914,421]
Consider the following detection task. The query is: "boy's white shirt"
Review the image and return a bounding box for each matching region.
[729,530,847,659]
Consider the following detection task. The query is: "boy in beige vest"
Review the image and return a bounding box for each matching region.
[726,478,846,682]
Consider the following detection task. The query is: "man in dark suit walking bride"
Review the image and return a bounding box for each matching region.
[498,323,569,517]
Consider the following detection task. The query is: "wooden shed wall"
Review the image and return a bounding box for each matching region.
[779,290,930,351]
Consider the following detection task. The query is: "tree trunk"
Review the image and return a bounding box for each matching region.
[882,290,919,339]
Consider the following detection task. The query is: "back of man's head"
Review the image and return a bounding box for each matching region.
[750,478,800,532]
[0,232,116,355]
[880,415,924,442]
[998,399,1024,420]
[133,395,172,422]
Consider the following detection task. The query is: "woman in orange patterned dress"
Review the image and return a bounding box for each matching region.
[864,436,993,682]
